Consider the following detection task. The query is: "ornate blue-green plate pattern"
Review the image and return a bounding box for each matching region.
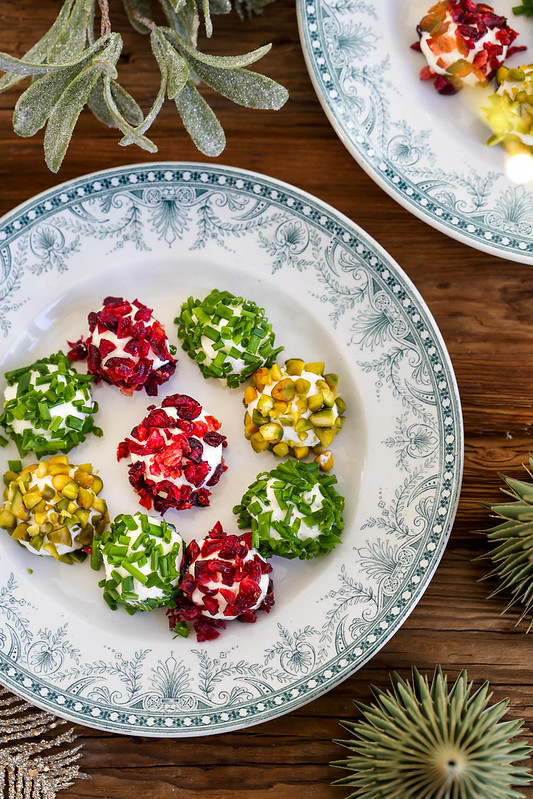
[0,163,462,736]
[297,0,533,262]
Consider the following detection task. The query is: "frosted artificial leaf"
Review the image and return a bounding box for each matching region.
[0,0,288,169]
[174,79,225,155]
[162,27,271,68]
[0,0,76,92]
[116,28,170,143]
[0,33,112,77]
[103,75,158,151]
[13,64,83,136]
[200,0,214,37]
[120,0,154,34]
[152,29,188,99]
[477,455,533,630]
[46,0,95,63]
[44,64,101,171]
[182,54,288,109]
[172,0,200,46]
[109,80,144,124]
[209,0,232,14]
[88,75,144,126]
[167,0,187,12]
[88,76,116,126]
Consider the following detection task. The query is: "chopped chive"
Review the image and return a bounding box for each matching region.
[121,561,148,584]
[65,415,83,431]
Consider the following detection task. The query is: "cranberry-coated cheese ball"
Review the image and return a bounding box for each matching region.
[166,521,274,642]
[117,394,227,514]
[68,296,176,396]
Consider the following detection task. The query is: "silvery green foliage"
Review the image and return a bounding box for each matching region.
[0,0,286,172]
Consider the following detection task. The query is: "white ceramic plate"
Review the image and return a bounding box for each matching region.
[297,0,533,262]
[0,163,462,736]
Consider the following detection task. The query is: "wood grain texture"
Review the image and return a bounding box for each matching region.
[2,0,533,796]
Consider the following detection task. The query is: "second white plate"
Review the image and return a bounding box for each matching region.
[297,0,533,262]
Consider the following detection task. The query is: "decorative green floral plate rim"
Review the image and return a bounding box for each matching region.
[0,162,463,736]
[296,0,533,263]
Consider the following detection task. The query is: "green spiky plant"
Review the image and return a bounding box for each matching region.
[477,455,533,630]
[0,0,286,172]
[332,666,532,799]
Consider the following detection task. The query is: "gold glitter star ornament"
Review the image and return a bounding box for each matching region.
[332,666,532,799]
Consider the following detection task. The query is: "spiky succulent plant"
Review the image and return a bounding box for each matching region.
[332,666,532,799]
[0,0,286,172]
[477,455,533,630]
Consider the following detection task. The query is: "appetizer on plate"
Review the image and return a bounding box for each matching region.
[176,289,282,388]
[167,521,274,641]
[94,512,183,614]
[413,0,522,94]
[0,455,108,563]
[0,351,101,457]
[233,460,345,560]
[243,359,345,462]
[68,296,176,396]
[117,394,227,514]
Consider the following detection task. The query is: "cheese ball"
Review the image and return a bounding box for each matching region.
[0,351,101,457]
[0,455,108,563]
[68,296,176,396]
[117,394,227,514]
[233,460,345,560]
[176,289,282,388]
[243,359,345,461]
[94,512,183,614]
[166,521,274,642]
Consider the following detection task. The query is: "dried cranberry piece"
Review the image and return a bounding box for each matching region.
[146,408,174,428]
[434,75,458,95]
[187,437,204,463]
[194,488,211,507]
[128,460,146,484]
[237,610,258,624]
[206,460,227,487]
[162,394,202,420]
[203,431,225,448]
[201,537,224,558]
[67,337,87,361]
[116,440,131,460]
[87,344,102,374]
[145,362,177,397]
[133,302,153,322]
[201,595,220,616]
[194,618,226,642]
[187,540,201,564]
[183,461,210,487]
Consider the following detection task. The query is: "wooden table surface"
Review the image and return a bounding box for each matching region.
[2,1,533,797]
